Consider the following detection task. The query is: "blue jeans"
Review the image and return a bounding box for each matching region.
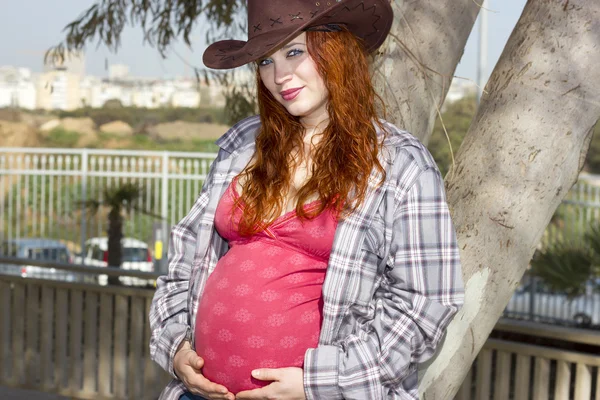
[179,393,208,400]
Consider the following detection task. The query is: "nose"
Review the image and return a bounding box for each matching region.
[273,61,293,86]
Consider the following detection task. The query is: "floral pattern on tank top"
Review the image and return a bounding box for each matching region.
[194,177,338,394]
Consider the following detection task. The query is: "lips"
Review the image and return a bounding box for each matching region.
[280,87,303,101]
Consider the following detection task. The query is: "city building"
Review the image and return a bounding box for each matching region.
[445,78,478,105]
[36,69,82,110]
[0,67,37,109]
[0,53,236,111]
[171,79,202,108]
[44,50,86,77]
[109,64,130,81]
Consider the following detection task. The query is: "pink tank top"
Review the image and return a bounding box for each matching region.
[194,178,338,394]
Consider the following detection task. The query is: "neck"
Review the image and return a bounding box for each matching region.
[300,110,330,143]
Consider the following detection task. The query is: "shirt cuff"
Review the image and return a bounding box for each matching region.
[168,325,191,379]
[303,345,344,400]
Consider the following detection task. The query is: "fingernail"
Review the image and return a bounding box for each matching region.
[251,369,260,378]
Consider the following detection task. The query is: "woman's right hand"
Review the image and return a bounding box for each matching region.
[174,341,235,400]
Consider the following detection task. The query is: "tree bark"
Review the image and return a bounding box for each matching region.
[373,1,481,145]
[419,1,600,398]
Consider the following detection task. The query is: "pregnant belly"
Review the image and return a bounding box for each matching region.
[196,319,319,394]
[194,271,324,394]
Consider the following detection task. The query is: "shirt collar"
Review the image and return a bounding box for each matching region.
[215,115,261,154]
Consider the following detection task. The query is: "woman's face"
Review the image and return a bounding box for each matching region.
[258,32,329,125]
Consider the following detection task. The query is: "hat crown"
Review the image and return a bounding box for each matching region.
[204,0,392,69]
[247,0,331,39]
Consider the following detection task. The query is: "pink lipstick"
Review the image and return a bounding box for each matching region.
[280,87,303,101]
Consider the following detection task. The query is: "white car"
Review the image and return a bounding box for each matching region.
[0,238,92,283]
[75,237,154,287]
[505,280,600,326]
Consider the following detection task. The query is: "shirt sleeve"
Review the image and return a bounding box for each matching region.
[148,157,219,379]
[304,166,465,399]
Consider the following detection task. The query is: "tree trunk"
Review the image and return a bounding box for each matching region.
[419,1,600,398]
[373,1,481,145]
[107,207,123,286]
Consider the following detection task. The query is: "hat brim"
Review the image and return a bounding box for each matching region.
[203,0,393,70]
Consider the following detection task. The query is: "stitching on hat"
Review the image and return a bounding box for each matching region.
[218,43,244,52]
[215,43,244,61]
[210,1,388,65]
[289,12,303,21]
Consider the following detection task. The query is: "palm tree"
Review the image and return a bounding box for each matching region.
[82,183,160,285]
[531,223,600,298]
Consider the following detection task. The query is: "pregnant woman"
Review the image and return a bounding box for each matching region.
[149,0,465,399]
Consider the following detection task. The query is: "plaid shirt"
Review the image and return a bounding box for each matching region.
[149,115,464,400]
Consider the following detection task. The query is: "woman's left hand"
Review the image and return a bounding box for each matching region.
[235,367,306,400]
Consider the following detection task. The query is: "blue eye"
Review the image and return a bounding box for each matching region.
[287,49,303,57]
[258,58,272,67]
[258,49,303,67]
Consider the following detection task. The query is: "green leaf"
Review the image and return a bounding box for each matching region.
[530,242,594,299]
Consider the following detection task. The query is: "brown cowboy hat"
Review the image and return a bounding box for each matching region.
[202,0,394,70]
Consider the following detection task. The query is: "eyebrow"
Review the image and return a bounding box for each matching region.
[281,42,306,50]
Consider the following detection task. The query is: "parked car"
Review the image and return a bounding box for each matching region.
[74,237,155,287]
[0,238,84,282]
[505,279,600,327]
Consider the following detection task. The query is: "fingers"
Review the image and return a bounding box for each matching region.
[175,351,233,400]
[186,351,204,370]
[174,348,200,372]
[251,368,279,382]
[238,367,304,399]
[191,388,235,400]
[235,386,269,399]
[186,371,234,400]
[236,370,279,399]
[190,388,234,400]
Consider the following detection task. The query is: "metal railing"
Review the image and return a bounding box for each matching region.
[0,147,217,274]
[2,147,600,326]
[0,256,160,280]
[544,173,600,249]
[1,147,599,251]
[503,279,600,328]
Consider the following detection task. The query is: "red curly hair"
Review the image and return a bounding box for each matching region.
[236,27,387,235]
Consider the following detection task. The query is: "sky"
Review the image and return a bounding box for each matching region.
[0,0,527,83]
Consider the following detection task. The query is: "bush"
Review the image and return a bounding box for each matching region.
[57,106,227,127]
[583,121,600,174]
[428,96,477,176]
[45,128,80,148]
[531,222,600,298]
[530,244,593,298]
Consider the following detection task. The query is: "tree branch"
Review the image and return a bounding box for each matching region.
[46,0,246,65]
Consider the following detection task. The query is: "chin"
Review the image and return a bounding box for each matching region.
[284,103,313,117]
